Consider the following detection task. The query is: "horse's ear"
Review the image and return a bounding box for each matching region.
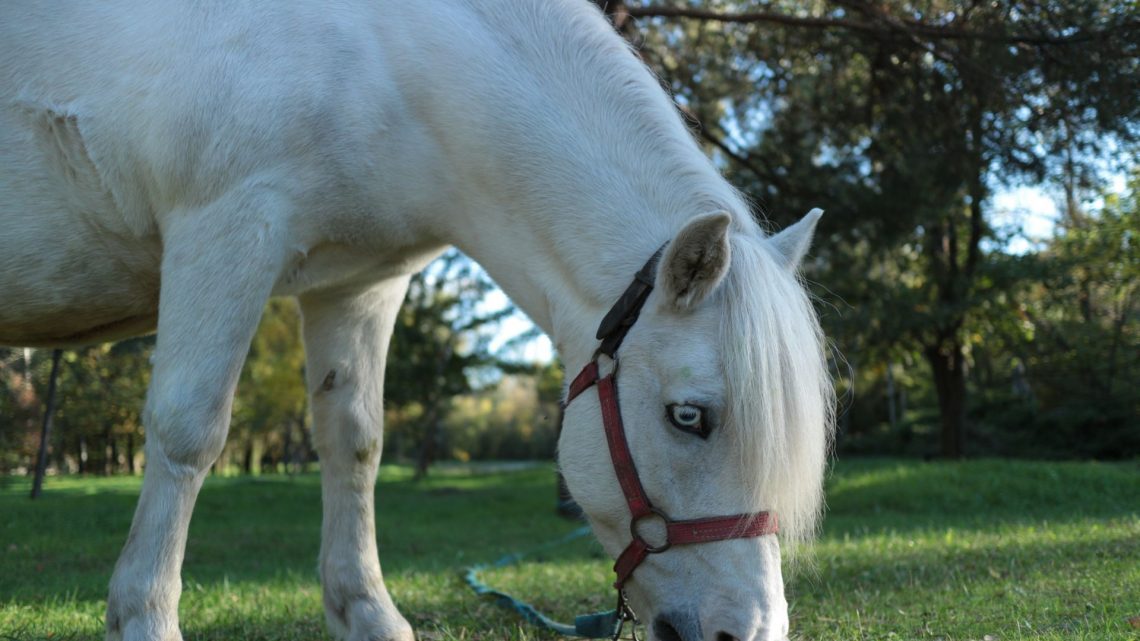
[658,212,732,312]
[769,208,823,270]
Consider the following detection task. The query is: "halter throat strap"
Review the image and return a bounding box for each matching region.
[565,245,778,592]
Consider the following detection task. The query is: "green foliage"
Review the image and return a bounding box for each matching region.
[226,299,310,474]
[981,173,1140,458]
[0,341,153,475]
[2,459,1137,640]
[0,348,45,472]
[386,251,508,409]
[624,1,1139,458]
[444,369,562,462]
[384,250,537,472]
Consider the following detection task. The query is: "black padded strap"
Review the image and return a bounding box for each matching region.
[595,244,667,358]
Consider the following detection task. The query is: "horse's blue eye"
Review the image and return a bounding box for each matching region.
[667,403,709,438]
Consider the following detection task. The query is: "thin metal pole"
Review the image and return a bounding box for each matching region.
[30,349,63,500]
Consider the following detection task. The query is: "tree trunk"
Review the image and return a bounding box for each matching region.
[1104,293,1133,401]
[126,433,136,475]
[414,409,440,481]
[78,434,88,474]
[243,437,254,475]
[925,341,967,459]
[30,349,63,499]
[103,421,115,475]
[281,420,293,475]
[299,416,315,473]
[110,436,119,475]
[414,344,453,481]
[885,360,898,429]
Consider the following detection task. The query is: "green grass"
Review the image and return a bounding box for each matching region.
[1,459,1138,640]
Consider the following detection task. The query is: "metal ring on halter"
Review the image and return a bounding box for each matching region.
[629,507,672,553]
[592,349,621,375]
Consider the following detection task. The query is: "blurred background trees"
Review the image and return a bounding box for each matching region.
[611,0,1138,458]
[1,0,1136,477]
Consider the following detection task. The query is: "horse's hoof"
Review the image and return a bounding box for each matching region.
[105,611,183,641]
[325,594,415,641]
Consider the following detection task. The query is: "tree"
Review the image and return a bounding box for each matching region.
[444,367,562,462]
[604,0,1139,457]
[384,250,518,477]
[0,348,43,474]
[29,350,61,498]
[55,339,153,475]
[230,299,310,474]
[1013,174,1140,456]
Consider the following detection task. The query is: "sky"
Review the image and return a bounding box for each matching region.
[993,173,1128,254]
[991,185,1060,255]
[486,291,555,364]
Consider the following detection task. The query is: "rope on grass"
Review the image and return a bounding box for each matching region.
[462,525,620,638]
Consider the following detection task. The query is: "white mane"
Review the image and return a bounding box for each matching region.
[720,234,835,547]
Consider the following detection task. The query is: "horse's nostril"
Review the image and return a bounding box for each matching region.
[653,611,702,641]
[652,617,684,641]
[716,633,741,641]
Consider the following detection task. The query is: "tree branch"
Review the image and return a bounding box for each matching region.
[626,5,884,34]
[636,44,780,190]
[624,4,1120,46]
[691,118,770,185]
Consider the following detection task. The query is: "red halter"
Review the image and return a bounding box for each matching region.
[564,246,778,592]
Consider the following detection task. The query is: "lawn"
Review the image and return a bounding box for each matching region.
[1,459,1137,640]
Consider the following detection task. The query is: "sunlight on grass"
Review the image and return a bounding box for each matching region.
[2,460,1137,640]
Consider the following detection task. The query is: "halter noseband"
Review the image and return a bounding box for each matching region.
[564,245,779,614]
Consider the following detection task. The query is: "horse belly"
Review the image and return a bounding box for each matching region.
[0,111,161,348]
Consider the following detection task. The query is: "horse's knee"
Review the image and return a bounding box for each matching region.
[143,392,230,474]
[313,376,382,445]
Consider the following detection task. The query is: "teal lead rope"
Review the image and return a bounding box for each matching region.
[462,525,622,638]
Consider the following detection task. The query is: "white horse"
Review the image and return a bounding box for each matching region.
[0,0,832,639]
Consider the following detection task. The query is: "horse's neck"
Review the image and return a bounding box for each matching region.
[395,0,742,363]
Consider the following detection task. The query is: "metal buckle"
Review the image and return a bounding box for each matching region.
[629,507,671,553]
[611,590,640,641]
[591,351,620,379]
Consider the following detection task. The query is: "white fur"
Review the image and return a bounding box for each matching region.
[0,1,832,640]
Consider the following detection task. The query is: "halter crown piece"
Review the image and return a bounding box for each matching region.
[564,244,779,639]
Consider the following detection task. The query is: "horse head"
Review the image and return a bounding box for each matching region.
[560,209,832,641]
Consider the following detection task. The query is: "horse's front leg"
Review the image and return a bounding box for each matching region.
[106,189,288,641]
[300,277,414,641]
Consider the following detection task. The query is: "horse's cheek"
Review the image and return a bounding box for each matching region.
[558,415,625,534]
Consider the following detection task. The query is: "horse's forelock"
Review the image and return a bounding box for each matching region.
[718,234,834,553]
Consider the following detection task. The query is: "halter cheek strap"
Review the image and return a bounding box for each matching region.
[565,245,778,592]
